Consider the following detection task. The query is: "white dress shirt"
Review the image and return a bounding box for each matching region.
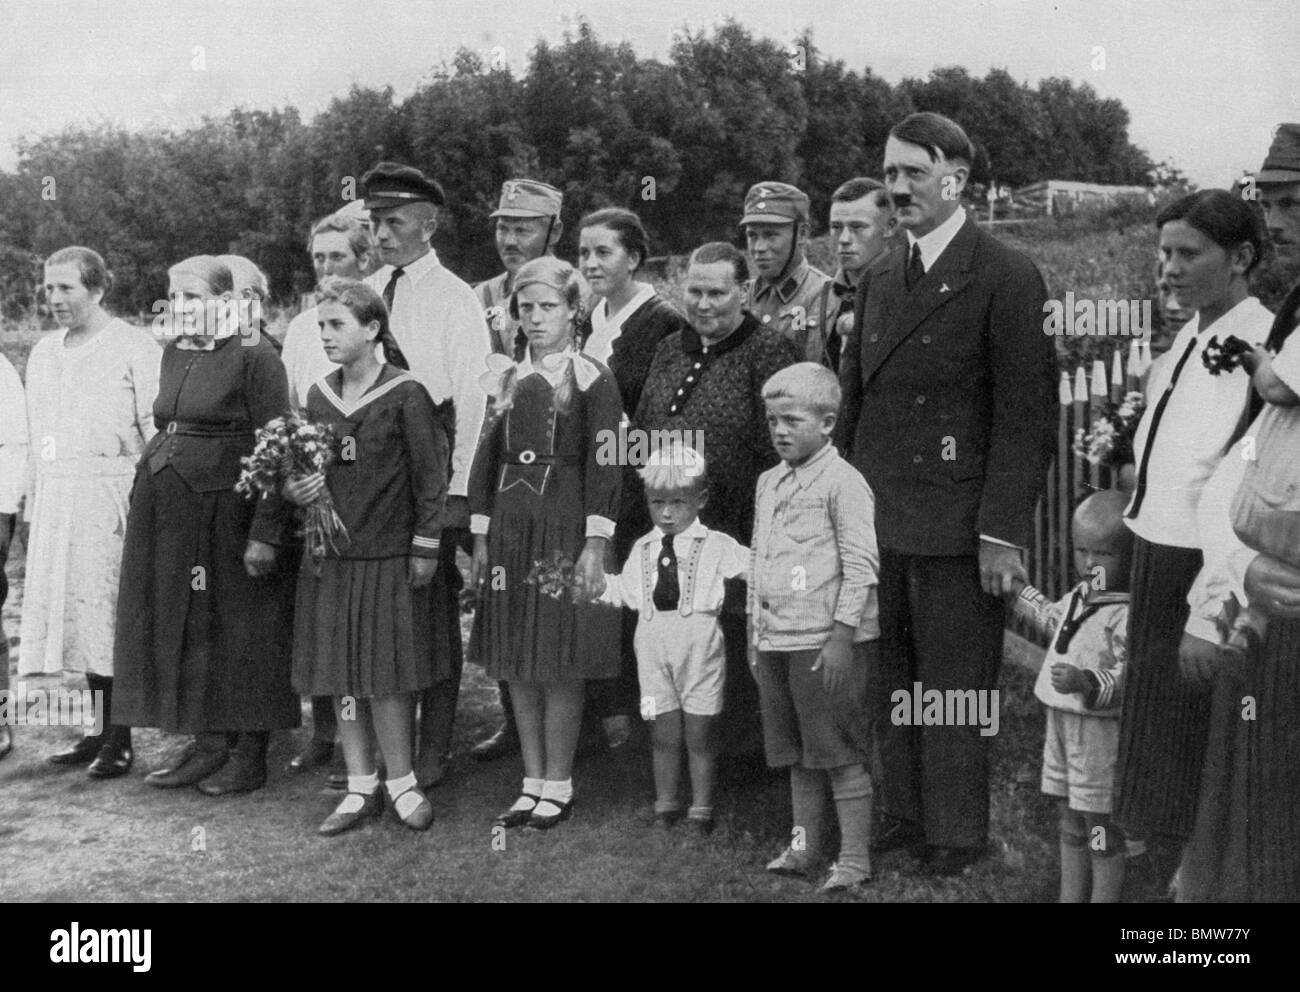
[600,519,749,615]
[584,282,655,364]
[365,249,491,499]
[905,204,967,273]
[1126,296,1273,548]
[0,353,28,514]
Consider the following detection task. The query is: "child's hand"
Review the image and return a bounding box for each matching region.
[408,555,437,589]
[1178,632,1222,687]
[282,472,325,507]
[243,539,277,578]
[1049,662,1090,695]
[747,644,759,670]
[811,633,854,695]
[574,538,606,600]
[590,572,609,600]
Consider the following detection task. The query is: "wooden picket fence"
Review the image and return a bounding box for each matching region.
[1013,339,1155,641]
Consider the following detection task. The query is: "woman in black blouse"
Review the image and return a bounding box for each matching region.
[114,255,300,795]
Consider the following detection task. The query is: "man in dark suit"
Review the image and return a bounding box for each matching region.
[837,112,1057,875]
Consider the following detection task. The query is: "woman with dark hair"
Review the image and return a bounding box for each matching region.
[20,246,160,778]
[113,255,300,795]
[578,207,690,740]
[469,256,624,830]
[1113,189,1273,892]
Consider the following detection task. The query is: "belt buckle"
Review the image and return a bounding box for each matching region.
[518,449,536,465]
[166,421,178,435]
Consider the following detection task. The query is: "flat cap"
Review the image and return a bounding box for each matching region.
[740,181,810,226]
[361,161,446,210]
[490,179,563,219]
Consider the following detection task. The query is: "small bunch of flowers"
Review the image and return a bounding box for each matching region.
[525,551,580,601]
[1201,335,1254,375]
[1073,391,1146,467]
[236,411,349,560]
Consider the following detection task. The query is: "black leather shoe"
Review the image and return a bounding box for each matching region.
[526,797,574,830]
[87,742,133,779]
[471,724,519,762]
[287,739,334,773]
[871,816,926,855]
[922,846,984,877]
[145,743,229,789]
[196,753,266,796]
[47,735,103,766]
[319,791,383,836]
[494,793,541,829]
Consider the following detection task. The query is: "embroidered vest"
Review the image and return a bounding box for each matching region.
[639,536,706,620]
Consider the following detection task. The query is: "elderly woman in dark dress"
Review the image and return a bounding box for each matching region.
[114,255,299,794]
[633,242,799,756]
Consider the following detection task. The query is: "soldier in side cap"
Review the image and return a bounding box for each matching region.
[474,180,565,356]
[740,181,835,367]
[360,160,494,789]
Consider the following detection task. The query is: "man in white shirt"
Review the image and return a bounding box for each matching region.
[361,161,493,787]
[0,351,29,759]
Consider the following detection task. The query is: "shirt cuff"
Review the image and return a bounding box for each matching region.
[585,515,615,539]
[1184,614,1223,645]
[410,534,441,558]
[980,533,1023,550]
[470,514,491,536]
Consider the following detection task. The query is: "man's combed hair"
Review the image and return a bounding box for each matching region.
[831,177,891,210]
[688,241,749,283]
[889,112,975,166]
[762,361,842,417]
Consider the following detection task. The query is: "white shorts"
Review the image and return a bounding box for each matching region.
[1041,707,1119,815]
[632,611,727,718]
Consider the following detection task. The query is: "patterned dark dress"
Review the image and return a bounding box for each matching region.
[114,336,299,734]
[468,352,623,682]
[292,366,451,698]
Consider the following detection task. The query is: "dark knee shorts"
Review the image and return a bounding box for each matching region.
[754,642,874,770]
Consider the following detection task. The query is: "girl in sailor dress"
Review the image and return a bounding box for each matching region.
[468,257,623,830]
[286,278,451,835]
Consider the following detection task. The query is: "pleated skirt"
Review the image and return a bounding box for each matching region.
[470,466,620,683]
[292,553,443,697]
[1180,617,1300,902]
[1113,537,1207,840]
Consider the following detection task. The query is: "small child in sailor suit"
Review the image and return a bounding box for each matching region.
[594,443,748,834]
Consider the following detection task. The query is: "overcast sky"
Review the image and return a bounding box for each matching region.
[2,0,1296,188]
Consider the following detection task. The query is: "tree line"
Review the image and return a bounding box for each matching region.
[0,19,1163,314]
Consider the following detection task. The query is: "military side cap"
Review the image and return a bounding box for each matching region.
[491,179,563,219]
[361,161,446,209]
[1255,123,1300,184]
[740,181,810,226]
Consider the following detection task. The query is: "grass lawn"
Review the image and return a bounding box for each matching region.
[2,534,1060,903]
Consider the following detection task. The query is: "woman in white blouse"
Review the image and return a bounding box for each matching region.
[0,351,28,760]
[1113,191,1272,890]
[20,247,161,779]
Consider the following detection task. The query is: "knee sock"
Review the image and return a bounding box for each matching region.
[1059,829,1089,903]
[1089,821,1126,903]
[829,764,873,876]
[789,765,829,863]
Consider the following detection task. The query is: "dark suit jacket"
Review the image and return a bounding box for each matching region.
[837,215,1057,555]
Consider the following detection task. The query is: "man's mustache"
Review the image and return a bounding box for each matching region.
[891,193,913,208]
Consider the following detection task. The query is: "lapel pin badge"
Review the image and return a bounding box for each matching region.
[939,283,951,293]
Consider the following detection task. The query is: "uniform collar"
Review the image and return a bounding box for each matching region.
[753,257,811,304]
[906,207,966,272]
[681,312,758,356]
[775,440,837,489]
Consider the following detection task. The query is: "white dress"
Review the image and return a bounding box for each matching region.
[19,319,161,676]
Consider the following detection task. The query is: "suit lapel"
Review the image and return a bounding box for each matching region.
[860,219,979,385]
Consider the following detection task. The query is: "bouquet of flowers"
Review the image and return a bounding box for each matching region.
[525,550,580,601]
[1073,391,1146,468]
[1201,335,1254,375]
[235,411,349,560]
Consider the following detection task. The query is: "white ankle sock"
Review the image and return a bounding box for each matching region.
[511,777,545,812]
[385,771,424,818]
[336,773,379,815]
[536,778,573,812]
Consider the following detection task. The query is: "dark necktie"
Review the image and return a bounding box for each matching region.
[905,242,924,292]
[1127,334,1199,519]
[653,534,680,610]
[379,266,409,369]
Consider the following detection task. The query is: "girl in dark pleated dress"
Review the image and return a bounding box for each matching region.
[287,278,450,835]
[468,256,623,830]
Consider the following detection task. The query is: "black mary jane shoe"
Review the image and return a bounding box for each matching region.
[87,742,134,779]
[47,735,104,767]
[526,797,575,831]
[319,791,383,837]
[493,793,541,829]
